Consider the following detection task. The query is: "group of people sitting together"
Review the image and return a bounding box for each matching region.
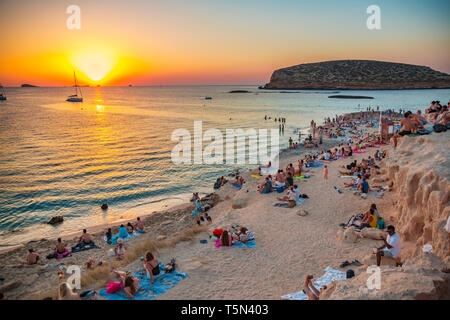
[216,225,253,247]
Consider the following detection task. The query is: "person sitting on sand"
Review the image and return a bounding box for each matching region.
[220,230,233,246]
[274,170,286,188]
[233,175,245,187]
[361,208,378,229]
[286,163,295,177]
[277,186,297,207]
[143,251,160,285]
[234,227,250,243]
[357,177,369,198]
[78,229,93,245]
[203,212,212,224]
[258,176,273,194]
[286,172,294,187]
[50,238,71,259]
[58,282,80,300]
[118,224,129,239]
[303,275,326,300]
[136,217,144,233]
[105,228,112,244]
[191,192,200,202]
[127,222,135,234]
[26,248,40,265]
[375,225,402,267]
[114,238,127,260]
[112,270,141,298]
[398,111,417,136]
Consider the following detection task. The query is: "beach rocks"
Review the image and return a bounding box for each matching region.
[337,228,360,243]
[327,252,450,300]
[0,280,22,294]
[47,216,64,225]
[296,209,309,216]
[361,228,386,240]
[101,203,108,210]
[156,235,166,241]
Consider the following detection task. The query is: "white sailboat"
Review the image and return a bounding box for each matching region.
[66,71,83,102]
[0,84,6,101]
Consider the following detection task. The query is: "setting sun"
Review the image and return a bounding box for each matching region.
[70,50,117,83]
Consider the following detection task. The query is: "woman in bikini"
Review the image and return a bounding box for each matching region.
[112,270,141,298]
[143,251,160,285]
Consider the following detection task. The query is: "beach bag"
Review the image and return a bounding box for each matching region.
[434,124,447,133]
[377,217,385,230]
[106,281,123,294]
[212,229,223,237]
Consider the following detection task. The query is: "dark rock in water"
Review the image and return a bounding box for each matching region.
[47,216,64,225]
[101,203,108,210]
[21,84,38,87]
[328,95,374,99]
[229,90,250,93]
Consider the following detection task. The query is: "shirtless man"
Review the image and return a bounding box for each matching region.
[26,248,40,265]
[274,170,286,188]
[398,112,418,135]
[79,229,93,244]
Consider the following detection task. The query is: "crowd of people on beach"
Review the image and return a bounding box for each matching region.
[10,100,449,301]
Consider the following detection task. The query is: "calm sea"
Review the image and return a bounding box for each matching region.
[0,86,448,246]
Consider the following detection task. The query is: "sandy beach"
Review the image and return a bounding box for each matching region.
[0,111,448,300]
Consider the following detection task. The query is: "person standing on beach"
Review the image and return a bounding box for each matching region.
[323,165,328,180]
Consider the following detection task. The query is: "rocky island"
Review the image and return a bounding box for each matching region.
[263,60,450,90]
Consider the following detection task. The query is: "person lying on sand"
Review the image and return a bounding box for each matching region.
[303,275,326,300]
[26,248,40,265]
[114,238,127,260]
[262,161,272,168]
[58,282,80,300]
[112,270,141,298]
[375,225,402,267]
[143,251,160,285]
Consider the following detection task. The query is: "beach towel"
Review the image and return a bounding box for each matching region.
[99,263,188,300]
[233,184,242,189]
[215,233,256,248]
[261,167,277,175]
[251,174,262,178]
[71,241,100,253]
[310,163,324,168]
[273,197,305,208]
[109,231,141,245]
[281,267,346,300]
[46,248,72,260]
[353,150,367,154]
[293,175,310,179]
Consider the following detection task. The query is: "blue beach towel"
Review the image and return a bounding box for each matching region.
[281,267,346,300]
[310,163,324,168]
[109,231,141,245]
[99,263,188,300]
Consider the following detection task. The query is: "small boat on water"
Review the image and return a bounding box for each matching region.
[66,71,83,102]
[0,84,6,101]
[205,96,212,100]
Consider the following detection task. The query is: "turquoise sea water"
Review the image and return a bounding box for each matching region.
[0,86,448,246]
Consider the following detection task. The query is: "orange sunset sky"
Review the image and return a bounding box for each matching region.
[0,0,449,87]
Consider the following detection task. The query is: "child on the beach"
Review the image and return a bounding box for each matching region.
[323,165,328,180]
